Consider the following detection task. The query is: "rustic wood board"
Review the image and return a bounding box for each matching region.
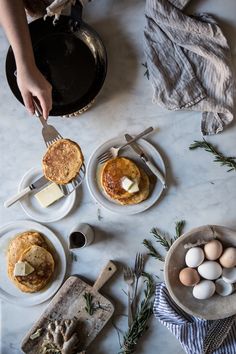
[21,270,115,353]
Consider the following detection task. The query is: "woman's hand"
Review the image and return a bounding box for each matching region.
[17,64,52,119]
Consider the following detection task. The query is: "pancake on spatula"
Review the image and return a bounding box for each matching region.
[42,139,84,184]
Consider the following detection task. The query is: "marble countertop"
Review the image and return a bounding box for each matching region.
[0,0,236,353]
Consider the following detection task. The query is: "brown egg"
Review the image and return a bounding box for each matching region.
[204,240,223,260]
[179,267,200,287]
[219,247,236,268]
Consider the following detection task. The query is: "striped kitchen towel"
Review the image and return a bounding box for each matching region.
[153,283,236,354]
[144,0,235,135]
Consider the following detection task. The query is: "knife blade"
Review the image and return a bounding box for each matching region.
[125,134,167,189]
[4,175,49,208]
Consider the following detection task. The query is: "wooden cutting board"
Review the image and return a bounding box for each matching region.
[21,261,117,353]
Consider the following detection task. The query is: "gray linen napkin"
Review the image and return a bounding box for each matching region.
[144,0,235,135]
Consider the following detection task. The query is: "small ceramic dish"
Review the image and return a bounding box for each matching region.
[18,167,76,223]
[164,225,236,320]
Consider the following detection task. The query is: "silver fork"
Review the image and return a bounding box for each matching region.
[33,99,63,147]
[131,253,144,315]
[123,266,135,327]
[97,127,154,164]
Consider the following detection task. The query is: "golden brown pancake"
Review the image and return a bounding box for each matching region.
[14,245,54,293]
[7,231,49,281]
[42,139,84,184]
[101,157,141,200]
[116,168,150,205]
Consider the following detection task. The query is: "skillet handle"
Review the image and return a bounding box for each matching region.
[70,0,83,21]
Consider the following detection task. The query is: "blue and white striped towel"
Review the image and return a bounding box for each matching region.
[153,283,236,354]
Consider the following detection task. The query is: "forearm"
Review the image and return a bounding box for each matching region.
[0,0,35,71]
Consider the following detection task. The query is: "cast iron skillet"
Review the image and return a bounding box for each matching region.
[5,1,107,116]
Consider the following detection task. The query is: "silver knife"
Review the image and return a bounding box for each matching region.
[125,134,167,189]
[4,176,49,208]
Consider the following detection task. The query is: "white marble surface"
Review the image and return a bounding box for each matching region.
[0,0,236,353]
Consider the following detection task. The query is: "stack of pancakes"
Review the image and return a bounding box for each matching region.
[7,231,55,293]
[42,139,84,184]
[101,157,150,205]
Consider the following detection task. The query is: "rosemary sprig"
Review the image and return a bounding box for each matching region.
[83,292,96,316]
[119,274,155,354]
[175,220,185,240]
[142,239,165,261]
[151,228,173,251]
[143,221,186,261]
[189,139,236,172]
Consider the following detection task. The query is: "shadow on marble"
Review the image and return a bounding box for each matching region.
[67,184,84,216]
[87,16,140,108]
[147,137,177,189]
[91,224,117,245]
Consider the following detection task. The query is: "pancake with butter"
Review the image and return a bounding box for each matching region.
[7,231,49,281]
[42,139,84,184]
[117,168,150,205]
[14,245,54,293]
[101,157,141,200]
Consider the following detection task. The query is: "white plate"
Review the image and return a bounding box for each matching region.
[0,220,66,307]
[86,137,166,214]
[19,167,76,223]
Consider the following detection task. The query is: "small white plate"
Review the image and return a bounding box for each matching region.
[86,137,166,214]
[0,220,66,307]
[19,167,76,223]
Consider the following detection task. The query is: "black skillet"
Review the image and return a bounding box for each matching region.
[5,1,107,116]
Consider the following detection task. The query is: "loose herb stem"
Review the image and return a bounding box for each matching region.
[175,220,185,240]
[189,139,236,172]
[142,239,165,261]
[119,274,155,354]
[83,292,96,316]
[151,228,173,251]
[143,220,186,261]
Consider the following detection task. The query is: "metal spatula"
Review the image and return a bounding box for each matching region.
[33,99,63,147]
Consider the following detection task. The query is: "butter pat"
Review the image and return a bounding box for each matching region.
[34,183,64,208]
[129,182,139,193]
[121,176,139,193]
[121,177,134,191]
[14,261,34,276]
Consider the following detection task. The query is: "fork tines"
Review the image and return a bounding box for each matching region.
[97,150,113,164]
[134,253,144,276]
[123,266,134,279]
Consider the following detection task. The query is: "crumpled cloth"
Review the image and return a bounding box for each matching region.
[153,283,236,354]
[144,0,235,135]
[44,0,76,22]
[44,0,91,22]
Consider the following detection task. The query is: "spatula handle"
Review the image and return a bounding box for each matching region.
[93,261,117,292]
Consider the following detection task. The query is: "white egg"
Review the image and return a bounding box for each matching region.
[215,278,234,296]
[193,280,215,300]
[198,261,222,280]
[222,267,236,284]
[185,247,205,268]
